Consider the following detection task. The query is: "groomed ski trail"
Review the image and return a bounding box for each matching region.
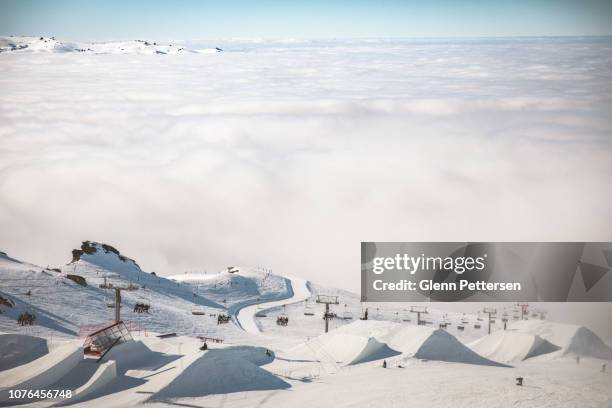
[234,277,311,335]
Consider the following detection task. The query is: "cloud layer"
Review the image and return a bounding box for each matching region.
[1,37,611,294]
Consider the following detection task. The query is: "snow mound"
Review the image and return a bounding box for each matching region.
[412,329,507,366]
[102,340,181,373]
[470,331,561,363]
[297,332,400,365]
[296,320,505,367]
[0,333,48,371]
[149,346,289,401]
[349,337,401,365]
[565,327,612,360]
[510,320,612,360]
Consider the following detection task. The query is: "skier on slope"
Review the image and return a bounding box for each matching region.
[382,360,387,368]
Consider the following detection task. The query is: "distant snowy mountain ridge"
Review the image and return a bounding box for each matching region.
[0,36,221,54]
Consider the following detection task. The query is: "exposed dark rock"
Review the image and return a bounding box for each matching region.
[72,240,97,262]
[0,295,15,308]
[66,274,87,286]
[71,241,140,268]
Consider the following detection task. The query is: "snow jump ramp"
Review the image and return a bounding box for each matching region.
[0,344,82,404]
[294,320,507,367]
[0,333,49,372]
[54,360,117,406]
[470,331,561,363]
[509,320,612,360]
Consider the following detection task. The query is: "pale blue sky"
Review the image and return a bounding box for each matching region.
[1,0,611,40]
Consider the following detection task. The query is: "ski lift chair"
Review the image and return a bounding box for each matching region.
[192,307,206,315]
[217,314,231,324]
[276,314,289,326]
[342,304,353,320]
[133,291,151,313]
[17,311,36,326]
[303,299,315,316]
[103,294,117,308]
[276,305,289,326]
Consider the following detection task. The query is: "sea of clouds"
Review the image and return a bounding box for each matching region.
[1,37,611,295]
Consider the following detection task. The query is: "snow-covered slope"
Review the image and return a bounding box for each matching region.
[167,268,292,310]
[0,242,229,338]
[0,36,220,54]
[0,241,321,344]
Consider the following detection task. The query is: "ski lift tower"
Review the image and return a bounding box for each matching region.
[483,307,497,335]
[103,282,136,323]
[515,303,529,320]
[113,288,122,323]
[410,306,428,325]
[316,295,339,333]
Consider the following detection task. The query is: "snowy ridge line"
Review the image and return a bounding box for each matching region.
[0,36,222,55]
